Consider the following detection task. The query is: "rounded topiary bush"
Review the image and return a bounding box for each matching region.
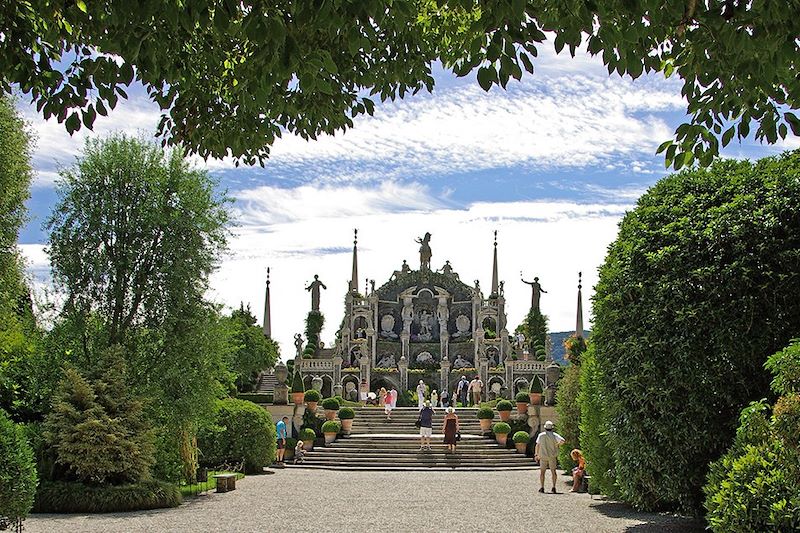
[299,428,316,442]
[321,421,341,434]
[515,392,530,403]
[492,422,511,435]
[513,431,531,444]
[477,407,495,420]
[304,389,321,402]
[0,410,38,526]
[496,400,513,412]
[338,407,355,419]
[321,398,339,410]
[198,398,275,474]
[33,480,181,513]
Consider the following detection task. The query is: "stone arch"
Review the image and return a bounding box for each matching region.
[513,377,530,395]
[482,316,498,338]
[352,315,368,336]
[416,288,435,299]
[341,375,360,402]
[371,375,400,393]
[487,376,505,400]
[303,375,314,390]
[321,375,333,398]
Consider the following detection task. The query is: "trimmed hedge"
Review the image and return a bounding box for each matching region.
[321,421,341,434]
[496,400,513,412]
[492,422,511,434]
[321,398,339,410]
[338,407,355,419]
[512,431,531,444]
[33,480,181,513]
[304,389,321,402]
[477,407,495,420]
[236,393,273,404]
[515,392,530,403]
[530,377,543,393]
[198,398,275,474]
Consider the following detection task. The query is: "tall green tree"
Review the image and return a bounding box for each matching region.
[2,2,798,166]
[590,150,800,513]
[228,305,279,392]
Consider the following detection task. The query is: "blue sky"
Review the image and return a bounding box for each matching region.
[17,45,794,359]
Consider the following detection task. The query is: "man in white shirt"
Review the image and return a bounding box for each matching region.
[471,376,483,406]
[535,420,565,493]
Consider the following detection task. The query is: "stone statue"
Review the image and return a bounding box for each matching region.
[439,260,455,276]
[453,314,471,338]
[305,274,327,311]
[415,233,432,271]
[499,280,504,296]
[401,298,414,334]
[452,353,471,369]
[376,353,396,368]
[380,314,398,339]
[294,333,304,356]
[418,310,433,340]
[436,300,449,324]
[416,351,434,364]
[473,279,481,298]
[392,260,411,281]
[521,273,547,312]
[370,279,375,294]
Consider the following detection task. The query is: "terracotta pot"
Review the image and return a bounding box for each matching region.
[515,442,527,454]
[302,440,314,451]
[324,409,337,420]
[498,410,511,422]
[341,419,353,433]
[516,402,529,415]
[495,433,508,446]
[479,418,492,431]
[324,432,337,444]
[529,392,542,406]
[306,401,318,412]
[291,392,305,404]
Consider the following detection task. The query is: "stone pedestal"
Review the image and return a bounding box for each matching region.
[273,383,289,405]
[439,359,451,393]
[360,354,371,388]
[398,356,408,391]
[545,361,560,406]
[478,355,489,403]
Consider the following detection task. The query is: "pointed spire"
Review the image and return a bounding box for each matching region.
[576,271,584,338]
[263,267,272,337]
[491,230,499,297]
[349,229,359,293]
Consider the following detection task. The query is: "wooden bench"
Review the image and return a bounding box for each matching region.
[213,474,237,493]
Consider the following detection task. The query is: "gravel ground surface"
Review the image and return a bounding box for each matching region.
[26,469,705,533]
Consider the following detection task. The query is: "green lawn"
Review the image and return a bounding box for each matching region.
[179,471,245,497]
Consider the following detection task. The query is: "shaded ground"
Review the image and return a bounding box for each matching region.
[27,469,705,533]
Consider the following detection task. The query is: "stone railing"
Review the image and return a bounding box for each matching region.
[509,360,547,372]
[297,358,335,372]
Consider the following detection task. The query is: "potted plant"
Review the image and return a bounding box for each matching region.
[304,389,321,412]
[322,420,341,444]
[529,377,543,406]
[477,406,495,432]
[512,431,531,454]
[496,399,513,421]
[492,422,511,446]
[338,406,355,433]
[299,428,316,451]
[322,398,340,420]
[515,391,530,414]
[291,371,305,404]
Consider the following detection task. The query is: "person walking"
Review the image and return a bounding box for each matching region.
[359,378,369,405]
[384,388,394,420]
[451,390,458,408]
[418,400,435,450]
[379,387,387,407]
[416,380,427,410]
[471,376,483,406]
[535,420,565,493]
[431,389,439,408]
[456,375,469,407]
[275,416,289,465]
[442,406,460,452]
[441,389,449,408]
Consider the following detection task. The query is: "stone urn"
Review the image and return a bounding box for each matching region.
[324,409,337,420]
[528,392,542,406]
[324,431,337,444]
[302,440,314,451]
[495,432,509,446]
[479,418,493,432]
[498,409,511,422]
[340,418,353,433]
[516,400,529,415]
[515,442,527,454]
[274,362,288,383]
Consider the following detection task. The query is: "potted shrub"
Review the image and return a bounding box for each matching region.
[477,407,495,432]
[512,431,531,454]
[338,406,355,433]
[291,371,305,404]
[299,428,316,451]
[515,391,530,414]
[304,389,321,412]
[529,377,543,405]
[496,399,513,421]
[322,398,340,420]
[322,420,341,444]
[492,422,511,446]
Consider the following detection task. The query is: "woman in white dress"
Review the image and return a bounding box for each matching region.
[416,380,426,409]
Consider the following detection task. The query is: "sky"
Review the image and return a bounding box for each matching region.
[16,45,793,361]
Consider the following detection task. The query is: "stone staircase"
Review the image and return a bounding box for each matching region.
[255,369,278,394]
[291,407,535,471]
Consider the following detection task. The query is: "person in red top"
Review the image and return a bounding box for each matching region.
[570,449,586,492]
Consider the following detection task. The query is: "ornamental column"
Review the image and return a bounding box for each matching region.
[440,358,451,394]
[398,355,409,391]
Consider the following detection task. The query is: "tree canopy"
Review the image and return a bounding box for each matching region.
[3,1,798,167]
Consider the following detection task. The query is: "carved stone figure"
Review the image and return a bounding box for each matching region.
[401,298,414,334]
[453,314,471,338]
[436,300,449,324]
[452,353,471,369]
[294,333,304,356]
[521,274,547,312]
[418,310,433,340]
[440,260,454,276]
[376,353,396,368]
[305,274,327,311]
[499,280,504,296]
[416,351,434,364]
[415,233,432,271]
[380,314,398,339]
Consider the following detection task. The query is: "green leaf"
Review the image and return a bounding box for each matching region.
[722,126,735,147]
[76,0,87,13]
[65,112,81,134]
[477,66,494,91]
[784,112,800,136]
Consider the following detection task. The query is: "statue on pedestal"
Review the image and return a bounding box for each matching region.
[401,299,414,334]
[294,333,304,357]
[305,274,327,311]
[415,233,432,271]
[521,273,547,312]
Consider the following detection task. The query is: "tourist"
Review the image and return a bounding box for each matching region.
[570,449,586,492]
[379,387,387,406]
[384,389,394,420]
[441,389,449,408]
[442,406,460,452]
[471,376,483,406]
[535,420,565,494]
[456,375,469,406]
[294,441,305,464]
[431,389,439,408]
[276,416,289,465]
[451,390,457,407]
[390,387,398,409]
[417,400,434,450]
[359,378,369,405]
[416,380,427,409]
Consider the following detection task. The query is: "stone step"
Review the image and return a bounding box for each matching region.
[286,463,537,471]
[308,450,525,459]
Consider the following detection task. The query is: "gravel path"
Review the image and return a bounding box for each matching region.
[26,469,705,533]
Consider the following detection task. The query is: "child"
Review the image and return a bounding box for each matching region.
[294,441,306,464]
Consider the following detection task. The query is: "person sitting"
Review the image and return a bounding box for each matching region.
[570,448,586,492]
[294,441,306,464]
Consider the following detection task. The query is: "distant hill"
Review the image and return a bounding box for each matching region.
[548,331,591,365]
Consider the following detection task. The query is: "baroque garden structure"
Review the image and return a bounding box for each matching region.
[282,231,561,404]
